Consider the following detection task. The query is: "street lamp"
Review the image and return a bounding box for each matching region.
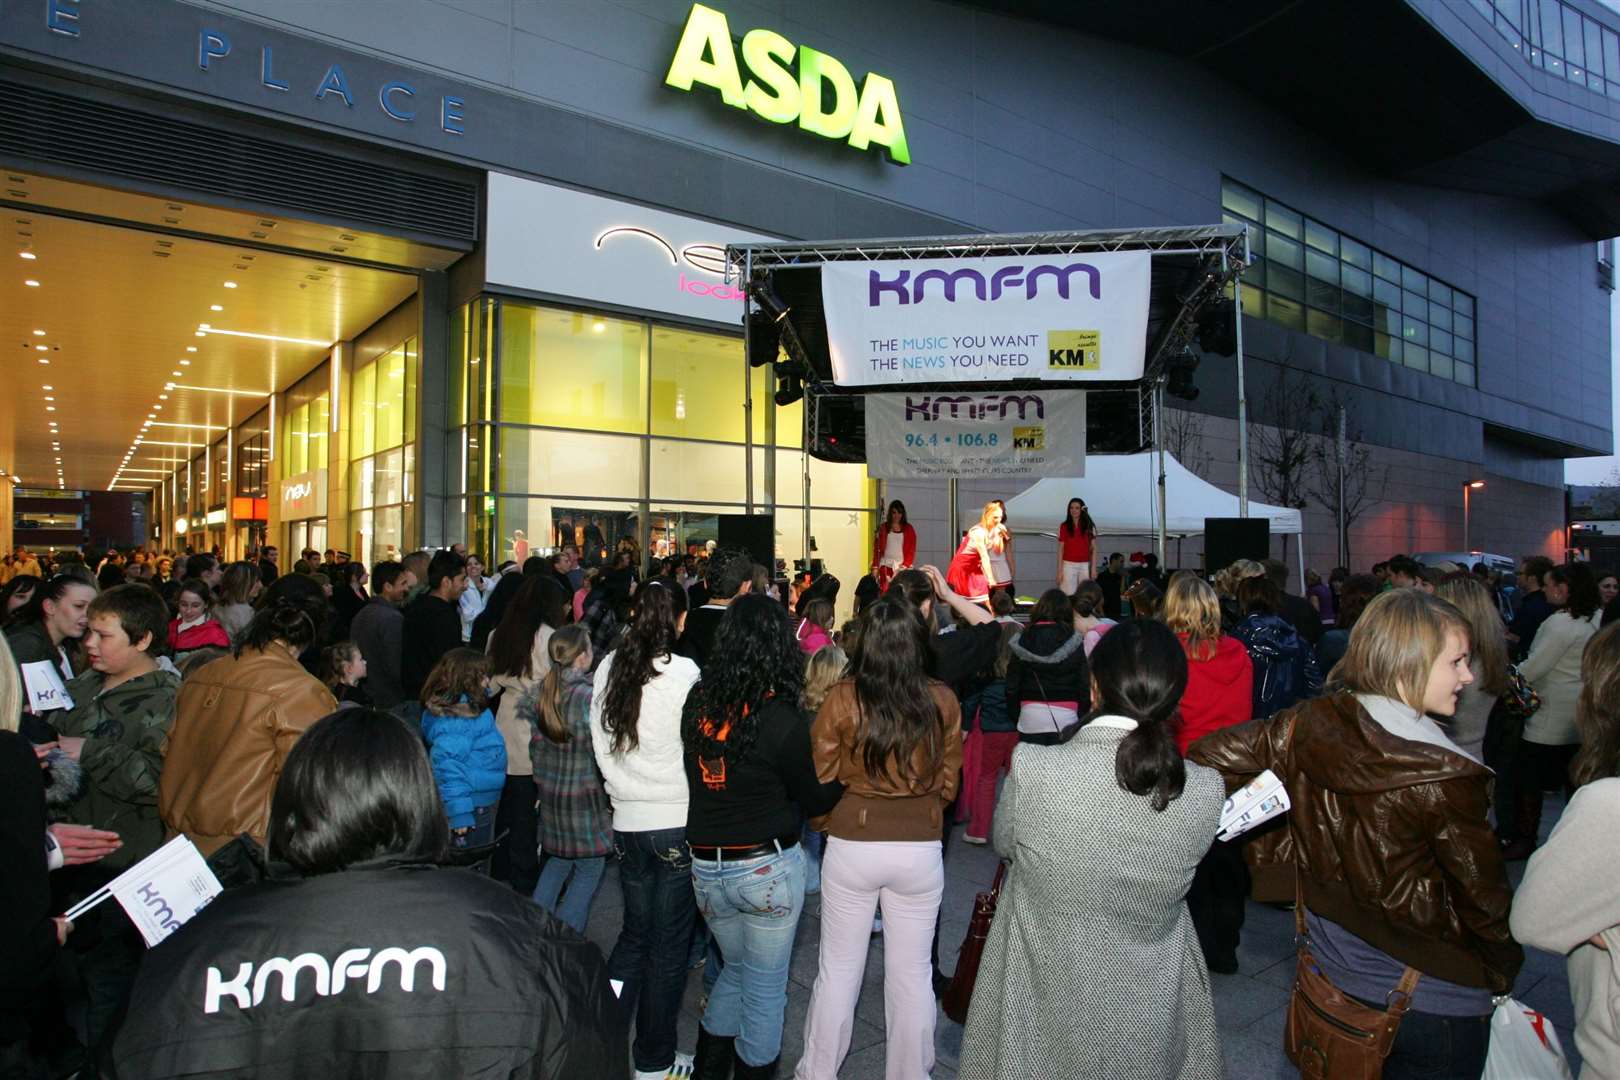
[1464,480,1485,553]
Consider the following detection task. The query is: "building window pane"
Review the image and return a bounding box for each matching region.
[1305,250,1339,284]
[1429,351,1454,380]
[1239,282,1264,318]
[499,304,649,433]
[650,439,746,503]
[1428,281,1453,308]
[1455,361,1476,385]
[1455,337,1475,363]
[1267,294,1305,331]
[1307,278,1340,313]
[375,343,408,452]
[1430,306,1452,333]
[651,327,745,441]
[1342,290,1374,323]
[495,497,640,569]
[1306,308,1343,342]
[351,362,376,460]
[1605,27,1619,79]
[1402,291,1429,322]
[1541,0,1564,56]
[1341,237,1371,270]
[1268,262,1304,300]
[1455,315,1474,341]
[1221,179,1264,222]
[1373,276,1402,310]
[1225,213,1263,255]
[1565,7,1585,68]
[1401,265,1427,292]
[1265,201,1302,239]
[1267,232,1304,270]
[1402,318,1429,345]
[1341,265,1372,297]
[1431,328,1454,356]
[1455,294,1474,319]
[1305,220,1337,254]
[1405,345,1430,373]
[1343,321,1374,352]
[498,427,643,496]
[1373,251,1401,281]
[374,447,405,507]
[1375,332,1403,364]
[1379,306,1403,335]
[350,458,375,511]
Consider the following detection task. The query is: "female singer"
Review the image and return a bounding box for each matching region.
[1056,497,1096,593]
[871,501,917,589]
[947,500,1014,607]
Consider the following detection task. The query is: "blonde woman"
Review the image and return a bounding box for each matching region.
[799,644,848,895]
[1165,572,1254,972]
[1213,558,1265,630]
[1191,590,1521,1077]
[947,500,1013,606]
[1434,574,1509,762]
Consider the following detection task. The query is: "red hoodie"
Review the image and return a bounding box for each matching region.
[1175,633,1254,754]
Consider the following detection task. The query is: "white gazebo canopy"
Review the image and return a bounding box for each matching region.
[1004,451,1304,582]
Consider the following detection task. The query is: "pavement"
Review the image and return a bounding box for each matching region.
[578,796,1579,1079]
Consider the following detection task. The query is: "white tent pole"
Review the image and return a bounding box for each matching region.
[1296,535,1306,595]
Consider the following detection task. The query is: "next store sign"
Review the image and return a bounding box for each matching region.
[665,4,911,166]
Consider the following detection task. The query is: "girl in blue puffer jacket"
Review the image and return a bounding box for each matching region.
[419,648,507,848]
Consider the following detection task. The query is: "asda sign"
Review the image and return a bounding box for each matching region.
[664,4,911,166]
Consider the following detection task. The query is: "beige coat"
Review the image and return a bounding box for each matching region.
[488,624,551,776]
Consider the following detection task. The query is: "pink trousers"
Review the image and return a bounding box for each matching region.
[794,838,944,1080]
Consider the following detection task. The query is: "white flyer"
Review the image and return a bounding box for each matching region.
[1217,769,1292,841]
[63,835,222,947]
[20,660,72,713]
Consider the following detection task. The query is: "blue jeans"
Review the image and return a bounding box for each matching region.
[533,855,606,934]
[1351,999,1490,1080]
[449,802,495,848]
[691,843,806,1067]
[801,825,825,893]
[610,827,697,1074]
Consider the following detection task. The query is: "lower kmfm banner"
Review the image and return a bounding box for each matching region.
[866,390,1085,481]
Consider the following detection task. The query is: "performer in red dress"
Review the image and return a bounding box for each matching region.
[871,500,917,592]
[947,500,1014,606]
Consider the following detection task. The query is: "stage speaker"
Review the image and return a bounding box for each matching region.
[1204,517,1270,573]
[718,514,775,570]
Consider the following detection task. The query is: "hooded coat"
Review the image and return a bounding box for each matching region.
[1174,634,1254,754]
[1005,622,1088,735]
[1232,612,1322,719]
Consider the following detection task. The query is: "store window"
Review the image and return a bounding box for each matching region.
[500,306,647,433]
[1223,178,1477,387]
[349,337,418,566]
[282,362,331,475]
[475,298,874,611]
[234,408,270,499]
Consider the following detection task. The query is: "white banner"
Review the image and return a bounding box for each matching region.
[865,390,1085,481]
[821,252,1151,386]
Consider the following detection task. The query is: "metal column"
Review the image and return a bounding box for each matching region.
[1228,246,1250,518]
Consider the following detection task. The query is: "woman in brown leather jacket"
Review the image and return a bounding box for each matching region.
[1189,589,1521,1080]
[795,595,962,1080]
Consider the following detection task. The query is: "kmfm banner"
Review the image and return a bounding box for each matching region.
[866,390,1086,481]
[820,252,1150,386]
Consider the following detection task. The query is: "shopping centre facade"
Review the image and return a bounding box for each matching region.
[1,0,1614,586]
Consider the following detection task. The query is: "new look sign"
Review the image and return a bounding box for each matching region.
[820,253,1151,386]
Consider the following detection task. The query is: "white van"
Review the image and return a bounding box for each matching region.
[1413,551,1517,575]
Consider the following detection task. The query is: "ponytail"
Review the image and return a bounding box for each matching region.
[1114,722,1186,813]
[1088,619,1189,813]
[538,625,590,744]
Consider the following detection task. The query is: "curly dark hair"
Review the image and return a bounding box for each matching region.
[682,594,805,766]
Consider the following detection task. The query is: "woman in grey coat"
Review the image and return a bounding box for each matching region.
[960,619,1225,1080]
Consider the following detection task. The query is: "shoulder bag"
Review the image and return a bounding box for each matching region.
[1281,715,1422,1078]
[942,859,1006,1025]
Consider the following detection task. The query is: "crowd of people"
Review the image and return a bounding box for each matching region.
[1,523,1618,1079]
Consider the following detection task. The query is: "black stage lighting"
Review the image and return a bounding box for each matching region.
[748,309,783,367]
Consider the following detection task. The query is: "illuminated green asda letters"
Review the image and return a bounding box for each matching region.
[665,3,911,165]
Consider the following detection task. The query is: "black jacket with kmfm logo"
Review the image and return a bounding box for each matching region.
[111,862,628,1079]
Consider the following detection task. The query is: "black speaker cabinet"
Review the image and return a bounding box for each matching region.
[1204,517,1270,573]
[718,514,775,570]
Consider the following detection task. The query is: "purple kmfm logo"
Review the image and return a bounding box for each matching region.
[905,394,1045,421]
[870,263,1101,306]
